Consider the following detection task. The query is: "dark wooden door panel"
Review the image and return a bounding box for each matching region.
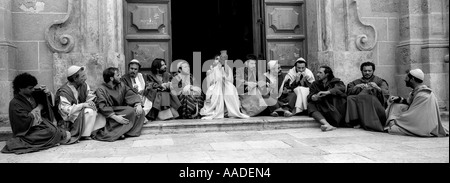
[264,0,306,70]
[124,0,171,72]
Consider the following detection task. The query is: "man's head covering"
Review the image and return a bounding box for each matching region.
[296,57,306,62]
[409,69,424,81]
[129,59,141,67]
[267,60,278,70]
[67,65,84,77]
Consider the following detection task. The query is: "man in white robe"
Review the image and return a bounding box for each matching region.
[200,55,249,119]
[282,58,315,114]
[121,59,153,122]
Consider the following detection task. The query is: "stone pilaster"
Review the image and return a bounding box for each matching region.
[0,0,16,119]
[47,0,124,90]
[396,0,449,109]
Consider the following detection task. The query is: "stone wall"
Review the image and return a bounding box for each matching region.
[359,0,401,96]
[0,0,15,118]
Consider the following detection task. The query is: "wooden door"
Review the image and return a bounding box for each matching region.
[263,0,307,70]
[124,0,171,73]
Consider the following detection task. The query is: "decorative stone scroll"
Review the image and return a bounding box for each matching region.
[45,0,77,53]
[349,0,377,51]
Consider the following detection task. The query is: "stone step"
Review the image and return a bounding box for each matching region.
[141,116,319,135]
[1,112,448,137]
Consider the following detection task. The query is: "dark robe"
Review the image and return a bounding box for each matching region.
[345,75,389,131]
[2,93,67,154]
[93,83,145,142]
[307,78,347,127]
[172,74,205,119]
[262,73,297,114]
[54,83,88,144]
[146,71,182,120]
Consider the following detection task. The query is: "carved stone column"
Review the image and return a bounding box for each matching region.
[397,0,449,109]
[0,0,16,118]
[314,0,378,84]
[46,0,124,90]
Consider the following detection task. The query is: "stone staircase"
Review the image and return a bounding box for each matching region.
[1,111,448,139]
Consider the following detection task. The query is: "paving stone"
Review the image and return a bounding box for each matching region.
[245,140,292,149]
[78,157,124,163]
[323,153,375,163]
[355,151,444,163]
[122,155,153,163]
[158,143,213,153]
[266,147,328,157]
[132,139,174,147]
[148,153,169,163]
[401,140,449,149]
[167,152,212,163]
[316,144,376,154]
[210,142,252,151]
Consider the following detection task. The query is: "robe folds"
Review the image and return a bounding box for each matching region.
[200,63,249,119]
[121,73,153,116]
[172,74,205,119]
[345,75,389,132]
[385,85,449,137]
[2,93,67,154]
[236,67,267,117]
[262,72,296,114]
[307,78,347,127]
[146,72,181,120]
[283,67,315,113]
[93,83,145,142]
[55,82,98,144]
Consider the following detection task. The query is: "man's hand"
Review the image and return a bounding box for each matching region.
[317,91,331,97]
[40,85,51,96]
[135,104,143,116]
[355,83,367,88]
[368,82,381,90]
[85,101,97,111]
[257,81,267,88]
[192,86,202,94]
[112,115,130,125]
[311,94,319,102]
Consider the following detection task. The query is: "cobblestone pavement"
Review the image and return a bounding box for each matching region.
[0,121,448,163]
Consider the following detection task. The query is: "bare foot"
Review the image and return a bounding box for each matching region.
[320,125,337,132]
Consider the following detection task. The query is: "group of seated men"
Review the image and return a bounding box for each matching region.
[2,54,448,154]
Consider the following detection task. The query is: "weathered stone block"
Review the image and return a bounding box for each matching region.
[15,42,38,70]
[370,0,399,13]
[0,9,5,40]
[12,0,67,13]
[376,65,398,96]
[422,47,449,63]
[0,81,12,115]
[388,18,399,41]
[429,73,449,109]
[0,0,12,10]
[361,18,388,42]
[39,42,52,70]
[378,42,396,65]
[12,13,66,41]
[334,51,374,84]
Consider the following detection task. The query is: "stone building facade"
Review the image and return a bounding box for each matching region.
[0,0,448,119]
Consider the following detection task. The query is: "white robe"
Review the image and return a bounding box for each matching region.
[200,63,249,119]
[283,67,315,113]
